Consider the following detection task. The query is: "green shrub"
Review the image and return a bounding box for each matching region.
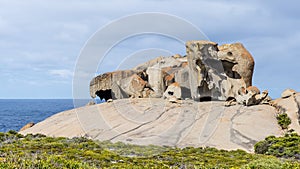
[1,131,300,168]
[254,133,300,159]
[242,157,300,169]
[277,113,291,129]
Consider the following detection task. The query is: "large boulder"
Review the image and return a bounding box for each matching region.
[217,43,254,87]
[235,86,269,106]
[90,70,141,99]
[281,88,296,98]
[186,40,222,100]
[89,40,266,106]
[185,40,259,103]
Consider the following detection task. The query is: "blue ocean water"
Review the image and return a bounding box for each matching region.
[0,99,89,132]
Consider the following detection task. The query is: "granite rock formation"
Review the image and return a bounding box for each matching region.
[90,40,267,106]
[19,122,35,132]
[271,90,300,133]
[19,39,300,153]
[20,98,282,152]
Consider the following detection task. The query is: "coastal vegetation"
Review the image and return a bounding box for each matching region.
[0,130,300,168]
[255,133,300,159]
[276,113,292,129]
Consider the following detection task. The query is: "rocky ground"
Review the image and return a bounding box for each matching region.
[20,98,286,152]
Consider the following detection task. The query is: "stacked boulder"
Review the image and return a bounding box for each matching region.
[90,40,269,106]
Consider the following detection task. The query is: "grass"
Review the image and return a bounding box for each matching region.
[0,130,300,168]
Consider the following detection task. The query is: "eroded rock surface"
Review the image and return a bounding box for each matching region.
[20,98,282,152]
[217,43,254,87]
[19,40,300,153]
[90,40,267,106]
[271,90,300,133]
[19,122,35,132]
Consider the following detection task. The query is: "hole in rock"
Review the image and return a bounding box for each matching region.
[196,59,204,68]
[168,91,174,95]
[137,71,148,81]
[227,52,233,56]
[226,97,236,101]
[221,60,241,79]
[200,96,212,102]
[96,89,112,101]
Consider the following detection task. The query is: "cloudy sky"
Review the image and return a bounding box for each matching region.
[0,0,299,99]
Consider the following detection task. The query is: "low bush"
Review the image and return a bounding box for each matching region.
[277,113,291,129]
[0,131,299,168]
[254,133,300,159]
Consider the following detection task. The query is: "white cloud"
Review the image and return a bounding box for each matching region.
[53,22,90,42]
[0,0,299,98]
[49,69,74,78]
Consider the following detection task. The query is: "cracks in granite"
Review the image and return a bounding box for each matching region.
[175,110,208,145]
[198,104,224,144]
[292,95,300,125]
[109,105,177,141]
[230,106,257,151]
[173,104,207,145]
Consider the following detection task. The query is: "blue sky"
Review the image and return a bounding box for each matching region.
[0,0,299,99]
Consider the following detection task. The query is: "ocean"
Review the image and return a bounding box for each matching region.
[0,99,94,132]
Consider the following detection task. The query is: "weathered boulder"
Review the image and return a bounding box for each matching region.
[174,64,191,99]
[185,40,257,103]
[163,82,181,99]
[90,70,140,99]
[121,74,147,98]
[90,40,266,106]
[235,86,268,106]
[19,122,35,132]
[217,43,254,87]
[186,40,222,100]
[90,70,150,100]
[134,55,183,71]
[281,88,296,98]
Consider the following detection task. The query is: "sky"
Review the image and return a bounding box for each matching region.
[0,0,299,99]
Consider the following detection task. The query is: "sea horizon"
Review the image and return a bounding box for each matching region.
[0,99,102,132]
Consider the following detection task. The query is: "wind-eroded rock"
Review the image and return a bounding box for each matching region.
[217,43,254,87]
[19,40,300,153]
[90,40,267,106]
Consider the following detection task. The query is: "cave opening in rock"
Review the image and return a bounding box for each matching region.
[221,60,241,79]
[96,89,112,101]
[200,96,212,102]
[196,59,205,70]
[137,71,148,81]
[226,97,236,102]
[168,91,174,95]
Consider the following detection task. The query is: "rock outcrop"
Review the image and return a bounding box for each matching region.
[20,98,282,152]
[217,43,254,87]
[19,122,35,132]
[90,40,267,106]
[20,40,300,153]
[271,90,300,133]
